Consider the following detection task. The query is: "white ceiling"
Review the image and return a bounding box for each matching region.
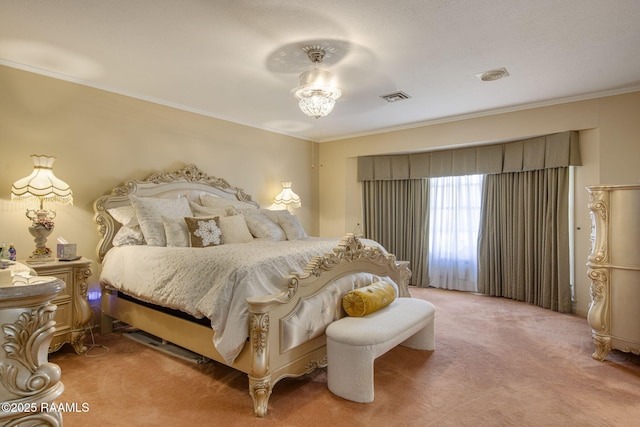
[2,1,640,142]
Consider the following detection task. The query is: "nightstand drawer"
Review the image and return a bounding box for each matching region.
[39,270,72,297]
[53,300,72,332]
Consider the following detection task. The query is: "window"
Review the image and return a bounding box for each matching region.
[428,174,484,291]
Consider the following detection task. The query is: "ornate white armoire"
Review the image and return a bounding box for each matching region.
[587,184,640,361]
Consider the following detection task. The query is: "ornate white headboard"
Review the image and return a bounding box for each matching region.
[93,164,258,262]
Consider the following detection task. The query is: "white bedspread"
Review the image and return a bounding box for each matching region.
[100,237,383,364]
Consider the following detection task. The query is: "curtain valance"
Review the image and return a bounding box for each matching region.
[357,131,581,181]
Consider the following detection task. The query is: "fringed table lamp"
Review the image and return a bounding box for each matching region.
[11,155,73,263]
[271,181,301,213]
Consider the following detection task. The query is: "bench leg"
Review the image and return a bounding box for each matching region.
[327,339,375,403]
[401,318,435,351]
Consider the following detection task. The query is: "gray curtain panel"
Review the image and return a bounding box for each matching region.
[362,179,430,287]
[477,167,572,312]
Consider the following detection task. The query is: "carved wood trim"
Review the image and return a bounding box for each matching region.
[0,305,60,397]
[587,190,608,264]
[71,264,93,354]
[300,234,395,279]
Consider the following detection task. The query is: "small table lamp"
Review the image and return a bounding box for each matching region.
[271,181,301,213]
[11,155,73,263]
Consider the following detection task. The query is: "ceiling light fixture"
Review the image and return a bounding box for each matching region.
[292,47,341,119]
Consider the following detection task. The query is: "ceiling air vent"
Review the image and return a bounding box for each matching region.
[380,91,411,103]
[475,67,510,82]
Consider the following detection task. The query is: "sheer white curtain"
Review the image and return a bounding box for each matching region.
[428,174,484,291]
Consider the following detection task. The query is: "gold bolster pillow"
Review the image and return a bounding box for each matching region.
[342,281,397,317]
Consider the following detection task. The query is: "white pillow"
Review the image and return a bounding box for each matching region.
[162,216,190,247]
[278,214,307,240]
[112,225,146,246]
[263,210,308,240]
[108,205,139,227]
[200,193,258,213]
[217,215,254,244]
[189,201,231,218]
[130,195,192,246]
[244,214,286,241]
[108,206,144,246]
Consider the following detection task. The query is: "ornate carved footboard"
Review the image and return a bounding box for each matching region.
[246,234,411,416]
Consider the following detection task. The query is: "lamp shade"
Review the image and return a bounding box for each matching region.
[272,182,301,210]
[11,155,73,208]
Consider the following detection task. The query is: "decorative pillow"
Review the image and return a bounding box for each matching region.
[184,216,222,247]
[342,281,397,317]
[244,214,286,241]
[278,213,307,240]
[112,225,146,246]
[189,201,230,218]
[108,206,145,246]
[200,194,258,213]
[263,209,307,240]
[162,216,190,247]
[217,215,254,244]
[108,205,139,227]
[130,195,192,246]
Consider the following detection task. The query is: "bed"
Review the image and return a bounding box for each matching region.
[93,164,411,417]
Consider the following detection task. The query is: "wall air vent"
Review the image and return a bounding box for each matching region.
[380,91,411,103]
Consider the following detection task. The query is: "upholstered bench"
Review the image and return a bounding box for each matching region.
[326,297,435,403]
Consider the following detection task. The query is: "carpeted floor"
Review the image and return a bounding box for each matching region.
[49,287,640,426]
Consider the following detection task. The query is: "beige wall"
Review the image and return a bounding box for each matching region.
[3,62,639,319]
[0,65,317,305]
[319,91,640,317]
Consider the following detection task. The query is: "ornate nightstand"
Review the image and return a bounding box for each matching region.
[27,258,93,354]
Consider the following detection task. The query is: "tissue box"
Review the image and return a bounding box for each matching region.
[57,243,77,260]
